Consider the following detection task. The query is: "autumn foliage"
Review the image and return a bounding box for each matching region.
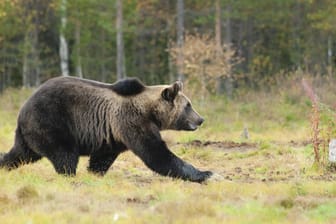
[168,33,241,96]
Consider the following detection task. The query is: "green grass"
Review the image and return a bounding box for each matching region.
[1,84,336,223]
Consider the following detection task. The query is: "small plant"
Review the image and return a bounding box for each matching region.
[302,78,320,164]
[302,78,336,169]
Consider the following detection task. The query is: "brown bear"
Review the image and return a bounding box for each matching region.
[0,76,212,182]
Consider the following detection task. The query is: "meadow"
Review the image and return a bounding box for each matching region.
[1,76,336,223]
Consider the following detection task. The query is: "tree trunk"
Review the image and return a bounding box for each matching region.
[101,30,106,82]
[176,0,184,81]
[59,0,69,76]
[33,27,40,86]
[215,0,221,55]
[224,5,233,98]
[168,41,175,83]
[22,32,29,88]
[0,47,5,91]
[328,36,333,76]
[22,25,40,87]
[116,0,125,80]
[246,19,253,72]
[75,20,83,78]
[22,0,41,87]
[292,0,302,70]
[215,0,223,94]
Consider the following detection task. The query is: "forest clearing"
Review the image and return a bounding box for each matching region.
[1,76,336,224]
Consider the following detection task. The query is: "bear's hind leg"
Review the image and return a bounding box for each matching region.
[25,128,79,176]
[47,150,79,176]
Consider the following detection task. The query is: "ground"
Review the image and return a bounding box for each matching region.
[1,83,336,224]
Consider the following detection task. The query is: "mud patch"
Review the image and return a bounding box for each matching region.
[273,140,311,147]
[180,140,257,152]
[308,174,336,182]
[126,195,157,204]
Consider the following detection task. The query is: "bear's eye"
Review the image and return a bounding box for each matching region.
[186,102,191,108]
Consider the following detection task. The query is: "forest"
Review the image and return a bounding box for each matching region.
[0,0,336,92]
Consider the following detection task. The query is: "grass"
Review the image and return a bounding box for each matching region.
[1,78,336,223]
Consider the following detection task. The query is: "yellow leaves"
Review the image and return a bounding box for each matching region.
[167,33,242,96]
[168,33,241,81]
[251,55,272,74]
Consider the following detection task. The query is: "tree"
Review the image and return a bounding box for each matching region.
[74,19,83,78]
[168,33,241,99]
[308,0,336,75]
[223,2,233,97]
[116,0,125,80]
[21,0,43,87]
[0,0,23,91]
[176,0,184,81]
[59,0,69,76]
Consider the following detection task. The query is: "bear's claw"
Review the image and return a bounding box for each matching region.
[193,170,213,183]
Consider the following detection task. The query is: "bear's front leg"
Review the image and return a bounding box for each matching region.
[126,133,212,183]
[88,142,127,175]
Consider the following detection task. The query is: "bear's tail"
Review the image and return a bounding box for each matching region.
[0,126,42,170]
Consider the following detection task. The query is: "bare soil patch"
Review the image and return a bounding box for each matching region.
[273,140,311,147]
[178,140,258,152]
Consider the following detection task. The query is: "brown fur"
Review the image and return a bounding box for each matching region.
[0,77,212,182]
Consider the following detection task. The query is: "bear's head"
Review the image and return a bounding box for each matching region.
[151,81,204,131]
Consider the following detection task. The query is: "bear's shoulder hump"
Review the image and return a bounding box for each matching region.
[111,78,145,96]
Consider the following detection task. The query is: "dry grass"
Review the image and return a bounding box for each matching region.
[1,76,336,223]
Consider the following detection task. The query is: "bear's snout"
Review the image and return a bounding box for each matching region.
[186,116,204,131]
[197,117,205,126]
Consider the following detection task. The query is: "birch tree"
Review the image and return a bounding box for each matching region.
[116,0,125,80]
[224,3,233,97]
[75,20,83,78]
[176,0,184,81]
[215,0,223,93]
[59,0,69,76]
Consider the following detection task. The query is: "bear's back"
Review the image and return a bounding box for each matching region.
[39,76,146,96]
[20,76,149,122]
[19,77,117,124]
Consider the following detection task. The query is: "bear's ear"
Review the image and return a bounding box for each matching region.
[161,81,183,102]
